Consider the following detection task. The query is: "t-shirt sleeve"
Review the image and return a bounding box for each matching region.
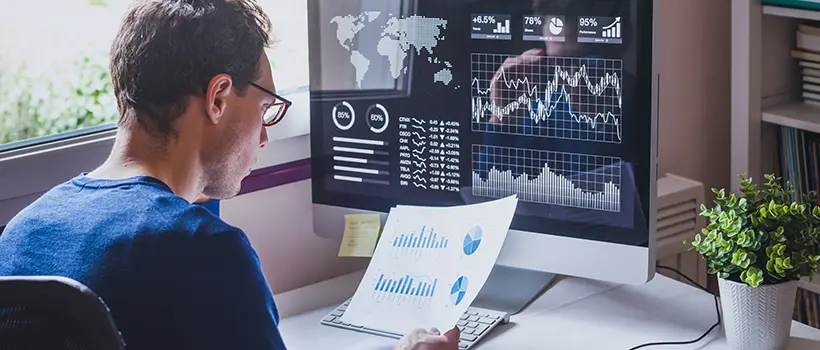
[171,228,287,350]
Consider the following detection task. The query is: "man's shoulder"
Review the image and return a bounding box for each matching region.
[3,174,242,243]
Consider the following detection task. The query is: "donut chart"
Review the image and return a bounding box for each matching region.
[449,276,469,306]
[463,226,482,256]
[366,104,389,133]
[332,101,355,130]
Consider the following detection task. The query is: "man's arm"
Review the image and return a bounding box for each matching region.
[172,228,287,350]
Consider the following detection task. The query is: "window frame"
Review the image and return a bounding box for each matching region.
[0,87,310,226]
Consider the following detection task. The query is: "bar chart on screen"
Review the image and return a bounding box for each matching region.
[372,273,439,307]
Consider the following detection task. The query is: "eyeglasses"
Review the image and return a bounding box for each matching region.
[249,82,292,126]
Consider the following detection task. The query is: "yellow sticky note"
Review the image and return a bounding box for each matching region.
[338,214,382,257]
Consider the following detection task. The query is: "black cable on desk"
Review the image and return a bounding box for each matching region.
[625,265,722,350]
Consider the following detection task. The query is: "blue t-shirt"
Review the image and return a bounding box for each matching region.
[0,174,287,350]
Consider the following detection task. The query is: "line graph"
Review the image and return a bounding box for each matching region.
[471,53,622,143]
[472,144,622,212]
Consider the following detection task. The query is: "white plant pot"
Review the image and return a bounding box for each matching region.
[718,277,799,350]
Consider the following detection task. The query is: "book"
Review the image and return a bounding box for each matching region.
[803,68,820,78]
[777,126,820,329]
[761,0,820,11]
[792,50,820,63]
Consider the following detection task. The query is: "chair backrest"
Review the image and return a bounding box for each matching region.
[0,276,125,350]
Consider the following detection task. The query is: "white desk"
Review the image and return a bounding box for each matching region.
[276,270,820,349]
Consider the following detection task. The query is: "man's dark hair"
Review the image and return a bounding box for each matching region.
[109,0,272,137]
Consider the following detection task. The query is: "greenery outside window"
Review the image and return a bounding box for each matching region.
[0,0,308,150]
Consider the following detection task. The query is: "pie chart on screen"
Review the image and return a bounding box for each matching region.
[549,17,564,36]
[463,226,482,256]
[450,276,469,306]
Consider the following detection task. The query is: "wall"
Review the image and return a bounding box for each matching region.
[656,0,732,196]
[221,180,369,294]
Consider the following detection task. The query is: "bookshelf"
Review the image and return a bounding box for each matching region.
[764,102,820,133]
[732,0,820,325]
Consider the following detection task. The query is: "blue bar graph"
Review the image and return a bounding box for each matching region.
[374,273,438,297]
[392,226,449,250]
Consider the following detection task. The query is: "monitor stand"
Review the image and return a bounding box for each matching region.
[470,265,557,315]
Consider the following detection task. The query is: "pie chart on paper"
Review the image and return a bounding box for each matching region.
[450,276,469,306]
[463,226,482,256]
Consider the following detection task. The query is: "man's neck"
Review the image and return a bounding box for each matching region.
[87,128,203,202]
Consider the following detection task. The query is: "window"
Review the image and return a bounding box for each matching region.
[0,0,311,226]
[264,0,309,94]
[0,0,308,150]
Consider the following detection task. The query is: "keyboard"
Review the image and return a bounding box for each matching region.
[320,298,510,349]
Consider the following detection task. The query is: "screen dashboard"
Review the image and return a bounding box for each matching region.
[308,0,655,247]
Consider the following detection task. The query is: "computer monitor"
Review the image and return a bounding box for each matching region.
[308,0,657,311]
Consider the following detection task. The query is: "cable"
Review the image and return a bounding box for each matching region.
[625,265,722,350]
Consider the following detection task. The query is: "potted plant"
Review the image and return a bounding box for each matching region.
[691,174,820,350]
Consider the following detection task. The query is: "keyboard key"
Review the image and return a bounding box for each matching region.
[475,324,489,334]
[321,300,506,350]
[460,334,478,341]
[478,317,496,324]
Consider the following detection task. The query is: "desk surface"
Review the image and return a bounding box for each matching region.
[276,270,820,349]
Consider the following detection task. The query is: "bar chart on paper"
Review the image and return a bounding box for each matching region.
[373,273,438,306]
[338,196,520,335]
[392,226,450,258]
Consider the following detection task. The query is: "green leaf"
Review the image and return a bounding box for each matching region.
[743,267,764,287]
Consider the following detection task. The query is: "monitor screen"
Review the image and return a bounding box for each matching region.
[308,0,655,247]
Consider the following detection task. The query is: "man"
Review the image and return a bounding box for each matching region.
[0,0,458,349]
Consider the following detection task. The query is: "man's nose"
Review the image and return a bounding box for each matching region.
[260,127,269,148]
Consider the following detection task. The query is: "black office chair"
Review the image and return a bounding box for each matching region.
[0,276,125,350]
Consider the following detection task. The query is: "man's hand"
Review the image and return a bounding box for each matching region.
[488,48,545,124]
[394,327,460,350]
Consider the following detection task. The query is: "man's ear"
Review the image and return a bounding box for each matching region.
[205,74,233,124]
